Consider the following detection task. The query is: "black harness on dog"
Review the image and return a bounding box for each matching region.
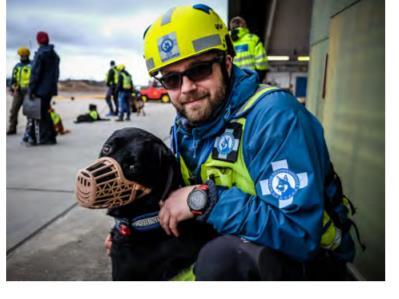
[113,154,177,236]
[115,211,161,236]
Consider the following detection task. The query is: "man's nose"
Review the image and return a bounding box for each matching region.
[180,75,197,93]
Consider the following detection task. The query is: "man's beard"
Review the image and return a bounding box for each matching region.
[174,85,226,125]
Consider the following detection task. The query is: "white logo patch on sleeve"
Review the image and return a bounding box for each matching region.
[260,159,308,208]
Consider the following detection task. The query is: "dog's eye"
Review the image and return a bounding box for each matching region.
[102,144,113,155]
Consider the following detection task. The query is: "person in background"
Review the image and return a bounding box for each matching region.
[74,103,111,123]
[105,60,118,116]
[7,47,32,135]
[49,106,70,135]
[115,64,133,122]
[28,31,60,145]
[229,16,269,82]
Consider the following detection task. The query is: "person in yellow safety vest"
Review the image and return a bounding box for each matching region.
[104,4,358,281]
[113,63,120,115]
[229,16,269,83]
[115,64,133,122]
[104,60,118,116]
[49,106,70,135]
[7,47,32,135]
[88,104,100,120]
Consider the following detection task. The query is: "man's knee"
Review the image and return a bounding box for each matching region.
[194,235,259,281]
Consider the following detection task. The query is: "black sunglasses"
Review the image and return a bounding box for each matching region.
[156,56,224,90]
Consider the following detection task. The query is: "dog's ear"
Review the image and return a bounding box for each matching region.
[157,144,182,201]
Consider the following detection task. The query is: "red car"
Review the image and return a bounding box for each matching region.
[140,81,170,103]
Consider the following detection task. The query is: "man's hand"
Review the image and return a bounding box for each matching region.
[10,84,18,96]
[104,233,112,256]
[159,185,198,237]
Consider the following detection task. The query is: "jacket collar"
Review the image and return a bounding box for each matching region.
[38,44,54,52]
[235,27,250,39]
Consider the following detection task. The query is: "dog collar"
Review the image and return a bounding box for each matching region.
[115,211,161,234]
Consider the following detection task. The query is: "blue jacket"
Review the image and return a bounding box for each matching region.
[172,66,337,261]
[29,44,60,98]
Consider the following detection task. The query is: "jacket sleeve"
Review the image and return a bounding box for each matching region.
[10,65,19,87]
[205,91,329,261]
[106,69,113,86]
[117,73,122,91]
[253,37,268,71]
[29,52,42,95]
[55,52,60,83]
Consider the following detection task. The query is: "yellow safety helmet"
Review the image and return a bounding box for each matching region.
[17,47,30,57]
[143,4,234,76]
[116,64,125,71]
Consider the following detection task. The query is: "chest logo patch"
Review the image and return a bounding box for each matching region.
[212,123,242,163]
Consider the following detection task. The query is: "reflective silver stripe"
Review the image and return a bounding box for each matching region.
[192,34,222,52]
[255,59,268,65]
[161,7,175,25]
[234,55,254,62]
[255,54,267,60]
[321,227,342,250]
[132,215,160,227]
[236,84,277,114]
[146,58,155,71]
[255,62,268,68]
[236,62,256,69]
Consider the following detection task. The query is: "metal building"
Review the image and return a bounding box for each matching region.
[228,0,385,280]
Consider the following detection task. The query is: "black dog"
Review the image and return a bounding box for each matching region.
[94,128,216,280]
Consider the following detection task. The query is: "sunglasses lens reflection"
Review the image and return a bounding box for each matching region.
[159,57,222,90]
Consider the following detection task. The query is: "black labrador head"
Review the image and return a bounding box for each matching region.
[76,127,181,219]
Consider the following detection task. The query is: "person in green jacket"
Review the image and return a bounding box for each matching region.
[229,16,269,82]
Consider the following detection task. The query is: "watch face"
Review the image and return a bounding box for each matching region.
[188,189,207,211]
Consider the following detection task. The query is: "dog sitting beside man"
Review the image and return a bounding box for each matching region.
[76,127,216,280]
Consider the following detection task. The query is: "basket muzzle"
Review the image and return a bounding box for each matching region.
[75,157,151,209]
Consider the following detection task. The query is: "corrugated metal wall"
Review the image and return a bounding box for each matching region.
[307,0,385,280]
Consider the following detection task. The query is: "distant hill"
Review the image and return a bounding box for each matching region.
[58,79,106,92]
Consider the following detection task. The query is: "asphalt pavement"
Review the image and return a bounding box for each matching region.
[6,93,176,280]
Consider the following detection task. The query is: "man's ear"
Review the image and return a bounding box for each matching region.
[225,55,234,77]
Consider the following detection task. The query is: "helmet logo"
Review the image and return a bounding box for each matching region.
[158,32,180,62]
[161,38,173,53]
[215,23,223,30]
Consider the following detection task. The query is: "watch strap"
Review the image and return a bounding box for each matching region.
[197,179,219,222]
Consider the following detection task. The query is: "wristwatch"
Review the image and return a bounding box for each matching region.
[187,185,209,216]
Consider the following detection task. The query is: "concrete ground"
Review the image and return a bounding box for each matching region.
[6,93,176,280]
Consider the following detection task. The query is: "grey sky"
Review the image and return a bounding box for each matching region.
[6,0,227,85]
